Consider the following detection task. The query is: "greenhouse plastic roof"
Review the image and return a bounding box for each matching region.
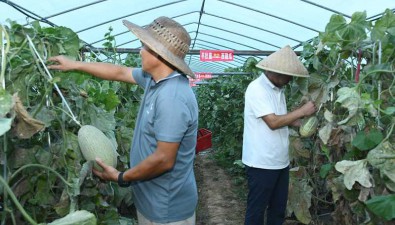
[1,0,394,73]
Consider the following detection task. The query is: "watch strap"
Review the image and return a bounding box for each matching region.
[117,172,131,187]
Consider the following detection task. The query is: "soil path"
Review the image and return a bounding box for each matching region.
[193,150,322,225]
[194,150,246,225]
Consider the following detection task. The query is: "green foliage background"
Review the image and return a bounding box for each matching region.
[0,21,141,224]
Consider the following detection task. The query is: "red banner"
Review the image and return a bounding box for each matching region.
[189,79,198,87]
[195,72,212,79]
[200,50,234,61]
[189,72,213,86]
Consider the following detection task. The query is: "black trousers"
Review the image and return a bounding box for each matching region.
[244,166,289,225]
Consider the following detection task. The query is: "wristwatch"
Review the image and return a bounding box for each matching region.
[117,172,131,187]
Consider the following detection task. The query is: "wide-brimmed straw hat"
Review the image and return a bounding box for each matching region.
[123,17,195,78]
[256,45,309,77]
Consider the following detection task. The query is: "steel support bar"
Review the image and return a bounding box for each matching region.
[204,12,303,43]
[219,0,320,33]
[81,48,300,56]
[40,0,109,20]
[210,72,251,75]
[76,0,187,33]
[300,0,352,18]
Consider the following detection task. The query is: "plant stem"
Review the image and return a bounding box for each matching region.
[1,134,7,225]
[1,25,10,89]
[8,164,73,187]
[383,122,394,142]
[27,35,81,127]
[311,194,334,205]
[0,176,38,225]
[32,87,51,118]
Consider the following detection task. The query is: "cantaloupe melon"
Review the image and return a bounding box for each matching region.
[77,125,118,171]
[46,210,97,225]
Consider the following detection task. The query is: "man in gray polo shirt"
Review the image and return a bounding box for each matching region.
[48,16,198,225]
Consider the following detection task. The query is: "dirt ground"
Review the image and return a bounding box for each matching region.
[194,149,304,225]
[194,149,246,225]
[123,148,305,224]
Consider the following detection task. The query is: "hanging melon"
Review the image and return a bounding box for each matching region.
[77,125,118,171]
[299,116,319,138]
[47,210,97,225]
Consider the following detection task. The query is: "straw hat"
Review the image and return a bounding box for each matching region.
[123,17,195,78]
[256,45,309,77]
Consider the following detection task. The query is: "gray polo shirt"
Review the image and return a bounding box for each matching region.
[130,68,198,223]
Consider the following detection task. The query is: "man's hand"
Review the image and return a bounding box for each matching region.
[47,55,77,71]
[47,55,136,84]
[299,101,317,117]
[92,158,119,182]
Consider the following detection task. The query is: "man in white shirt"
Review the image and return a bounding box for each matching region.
[242,45,317,225]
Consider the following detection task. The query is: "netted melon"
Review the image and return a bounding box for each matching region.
[46,210,97,225]
[77,125,118,171]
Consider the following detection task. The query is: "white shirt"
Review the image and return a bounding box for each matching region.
[242,73,290,169]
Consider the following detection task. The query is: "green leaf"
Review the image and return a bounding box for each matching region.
[0,89,13,116]
[288,173,313,224]
[364,63,394,76]
[320,163,333,178]
[367,141,395,183]
[371,9,395,41]
[360,93,378,117]
[335,159,372,190]
[325,14,347,34]
[365,194,395,221]
[308,73,339,105]
[383,106,395,115]
[29,20,41,31]
[336,87,362,125]
[42,26,80,58]
[338,11,369,43]
[0,117,13,136]
[290,137,310,159]
[86,104,116,132]
[352,128,383,151]
[320,11,370,49]
[0,90,15,136]
[388,27,395,36]
[35,148,53,165]
[318,122,333,145]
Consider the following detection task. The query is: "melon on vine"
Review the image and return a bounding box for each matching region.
[77,125,118,171]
